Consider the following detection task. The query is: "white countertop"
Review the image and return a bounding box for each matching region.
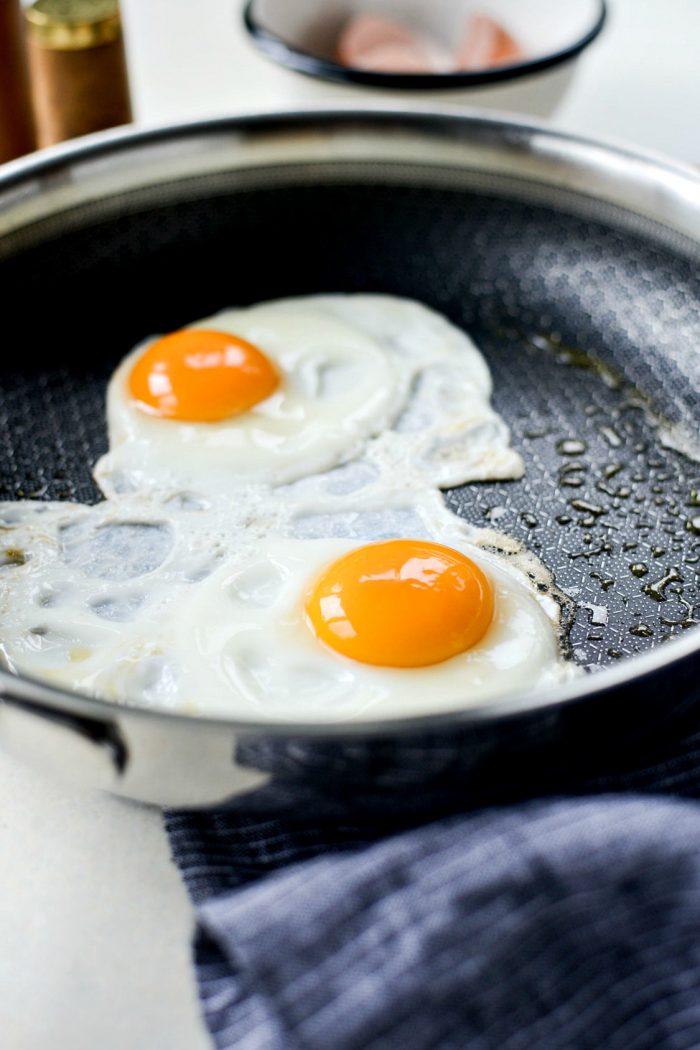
[1,2,698,1048]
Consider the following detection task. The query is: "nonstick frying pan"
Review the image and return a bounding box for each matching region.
[0,109,699,808]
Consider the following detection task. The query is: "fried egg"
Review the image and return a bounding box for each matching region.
[95,295,523,498]
[0,493,574,722]
[173,537,573,721]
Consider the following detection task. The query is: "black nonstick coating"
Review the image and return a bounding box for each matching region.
[1,171,699,677]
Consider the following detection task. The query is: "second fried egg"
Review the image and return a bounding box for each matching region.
[0,493,574,722]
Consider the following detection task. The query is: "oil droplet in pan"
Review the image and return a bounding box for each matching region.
[570,499,606,518]
[656,589,698,629]
[557,439,587,456]
[559,463,586,488]
[642,567,683,603]
[600,426,623,448]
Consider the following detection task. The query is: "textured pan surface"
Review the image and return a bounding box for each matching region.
[1,168,699,675]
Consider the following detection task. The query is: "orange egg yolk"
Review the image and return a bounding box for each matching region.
[128,329,280,422]
[305,539,494,668]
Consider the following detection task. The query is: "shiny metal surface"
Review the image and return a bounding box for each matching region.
[1,108,699,241]
[0,109,699,808]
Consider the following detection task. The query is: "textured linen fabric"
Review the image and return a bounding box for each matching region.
[166,722,700,1050]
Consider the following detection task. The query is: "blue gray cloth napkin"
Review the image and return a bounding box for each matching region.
[166,721,700,1050]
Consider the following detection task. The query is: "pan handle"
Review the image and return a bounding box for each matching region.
[0,691,128,786]
[0,689,274,805]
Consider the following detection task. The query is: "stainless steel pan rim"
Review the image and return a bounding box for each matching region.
[2,107,700,252]
[0,617,699,739]
[0,107,699,786]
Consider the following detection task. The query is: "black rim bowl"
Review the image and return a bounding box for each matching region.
[243,0,607,91]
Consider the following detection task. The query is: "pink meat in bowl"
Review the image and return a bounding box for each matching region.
[243,0,606,118]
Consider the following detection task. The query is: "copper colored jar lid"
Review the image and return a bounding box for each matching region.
[25,0,121,50]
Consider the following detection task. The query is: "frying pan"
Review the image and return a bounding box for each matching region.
[0,109,699,809]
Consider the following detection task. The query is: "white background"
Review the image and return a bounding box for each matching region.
[1,2,699,1048]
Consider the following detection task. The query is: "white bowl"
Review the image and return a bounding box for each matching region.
[243,0,607,118]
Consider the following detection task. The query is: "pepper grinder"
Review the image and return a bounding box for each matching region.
[0,0,36,163]
[25,0,132,148]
